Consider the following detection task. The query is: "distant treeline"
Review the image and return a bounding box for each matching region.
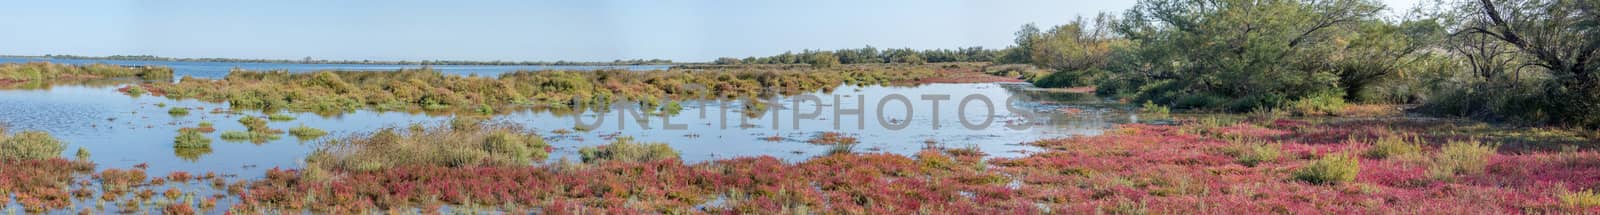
[4,55,675,66]
[714,46,999,66]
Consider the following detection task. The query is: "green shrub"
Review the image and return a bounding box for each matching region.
[0,130,65,160]
[267,113,295,121]
[1363,135,1422,159]
[174,130,212,148]
[1293,153,1360,185]
[1427,140,1496,179]
[578,137,679,163]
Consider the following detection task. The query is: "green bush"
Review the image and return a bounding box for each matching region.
[1294,153,1360,185]
[0,130,65,160]
[578,137,679,163]
[267,113,296,121]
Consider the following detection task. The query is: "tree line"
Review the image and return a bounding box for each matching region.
[993,0,1598,128]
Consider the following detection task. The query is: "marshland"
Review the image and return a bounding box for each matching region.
[2,0,1599,214]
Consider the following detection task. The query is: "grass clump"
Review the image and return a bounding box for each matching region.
[288,125,328,139]
[1427,139,1496,180]
[1559,189,1600,208]
[1363,135,1422,159]
[806,132,858,145]
[1226,141,1281,167]
[307,122,551,172]
[0,62,172,82]
[173,129,212,148]
[0,129,65,160]
[1293,153,1360,185]
[578,137,679,163]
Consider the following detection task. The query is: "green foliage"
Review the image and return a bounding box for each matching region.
[1294,153,1360,185]
[0,130,65,160]
[578,137,679,163]
[1289,90,1347,116]
[174,129,212,148]
[1363,135,1422,159]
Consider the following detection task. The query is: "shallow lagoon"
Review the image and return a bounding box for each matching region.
[0,82,1132,178]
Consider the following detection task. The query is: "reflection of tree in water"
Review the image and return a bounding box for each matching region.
[174,146,213,162]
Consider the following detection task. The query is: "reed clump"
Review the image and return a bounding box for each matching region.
[306,121,551,172]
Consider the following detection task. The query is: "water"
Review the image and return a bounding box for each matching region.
[0,82,1133,178]
[0,57,670,79]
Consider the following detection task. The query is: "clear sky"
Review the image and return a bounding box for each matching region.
[1,0,1423,62]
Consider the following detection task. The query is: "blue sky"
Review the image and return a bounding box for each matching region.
[1,0,1422,62]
